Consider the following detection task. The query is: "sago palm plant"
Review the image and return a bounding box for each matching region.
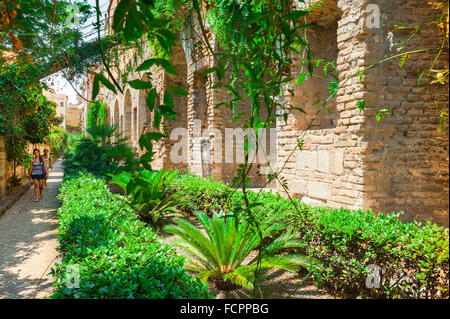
[110,169,182,223]
[164,210,317,290]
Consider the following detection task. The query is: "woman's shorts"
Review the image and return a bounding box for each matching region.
[31,174,46,180]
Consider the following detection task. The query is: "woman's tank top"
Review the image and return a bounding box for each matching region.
[31,159,44,176]
[43,154,50,167]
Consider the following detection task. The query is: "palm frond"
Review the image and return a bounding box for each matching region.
[254,254,318,273]
[166,210,315,291]
[224,265,255,290]
[164,219,221,268]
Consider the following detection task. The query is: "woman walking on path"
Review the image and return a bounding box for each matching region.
[43,148,51,187]
[29,149,48,202]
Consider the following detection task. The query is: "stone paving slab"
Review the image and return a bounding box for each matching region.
[0,160,63,299]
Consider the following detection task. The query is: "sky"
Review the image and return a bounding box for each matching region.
[47,0,110,104]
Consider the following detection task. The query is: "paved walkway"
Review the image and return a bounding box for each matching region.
[0,160,62,299]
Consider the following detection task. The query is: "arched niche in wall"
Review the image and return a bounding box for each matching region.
[150,41,190,170]
[113,100,120,128]
[124,89,133,143]
[293,1,342,131]
[137,73,151,139]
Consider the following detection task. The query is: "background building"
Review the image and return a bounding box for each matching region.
[44,91,68,129]
[66,103,84,133]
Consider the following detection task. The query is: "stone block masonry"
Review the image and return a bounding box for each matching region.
[98,0,449,226]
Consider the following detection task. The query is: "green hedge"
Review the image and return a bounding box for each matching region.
[168,171,234,215]
[170,173,449,299]
[289,206,449,298]
[50,172,211,299]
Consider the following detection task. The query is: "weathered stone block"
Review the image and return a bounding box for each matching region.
[301,196,326,207]
[308,181,332,200]
[317,150,330,173]
[330,149,345,174]
[290,179,308,195]
[295,150,317,171]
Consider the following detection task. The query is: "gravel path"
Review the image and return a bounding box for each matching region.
[0,160,63,299]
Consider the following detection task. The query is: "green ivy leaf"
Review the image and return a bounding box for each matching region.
[416,71,425,87]
[136,58,159,72]
[146,88,157,112]
[297,73,308,86]
[159,59,178,75]
[163,91,174,108]
[128,79,153,89]
[96,73,117,94]
[92,74,100,100]
[357,100,366,112]
[376,109,390,122]
[157,105,176,120]
[168,86,188,96]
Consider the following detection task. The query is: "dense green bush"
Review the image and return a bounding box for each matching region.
[109,169,182,224]
[45,126,69,155]
[50,172,211,299]
[63,124,134,178]
[170,173,449,299]
[288,207,449,299]
[86,100,108,129]
[169,172,234,215]
[65,132,83,151]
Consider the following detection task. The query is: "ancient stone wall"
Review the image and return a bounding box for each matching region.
[277,0,367,210]
[360,0,449,225]
[99,0,449,226]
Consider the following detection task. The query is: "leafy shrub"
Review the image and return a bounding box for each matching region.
[164,210,316,291]
[170,173,449,299]
[86,100,108,129]
[65,132,83,151]
[109,169,182,224]
[169,172,234,215]
[45,126,69,155]
[286,207,449,299]
[51,171,211,299]
[63,124,134,178]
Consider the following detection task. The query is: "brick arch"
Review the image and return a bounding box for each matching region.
[137,73,151,144]
[168,43,189,128]
[124,88,133,143]
[150,42,189,170]
[113,99,120,133]
[132,105,138,148]
[106,104,111,125]
[113,100,119,125]
[165,42,189,169]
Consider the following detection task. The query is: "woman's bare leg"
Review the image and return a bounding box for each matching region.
[39,180,44,198]
[33,179,39,201]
